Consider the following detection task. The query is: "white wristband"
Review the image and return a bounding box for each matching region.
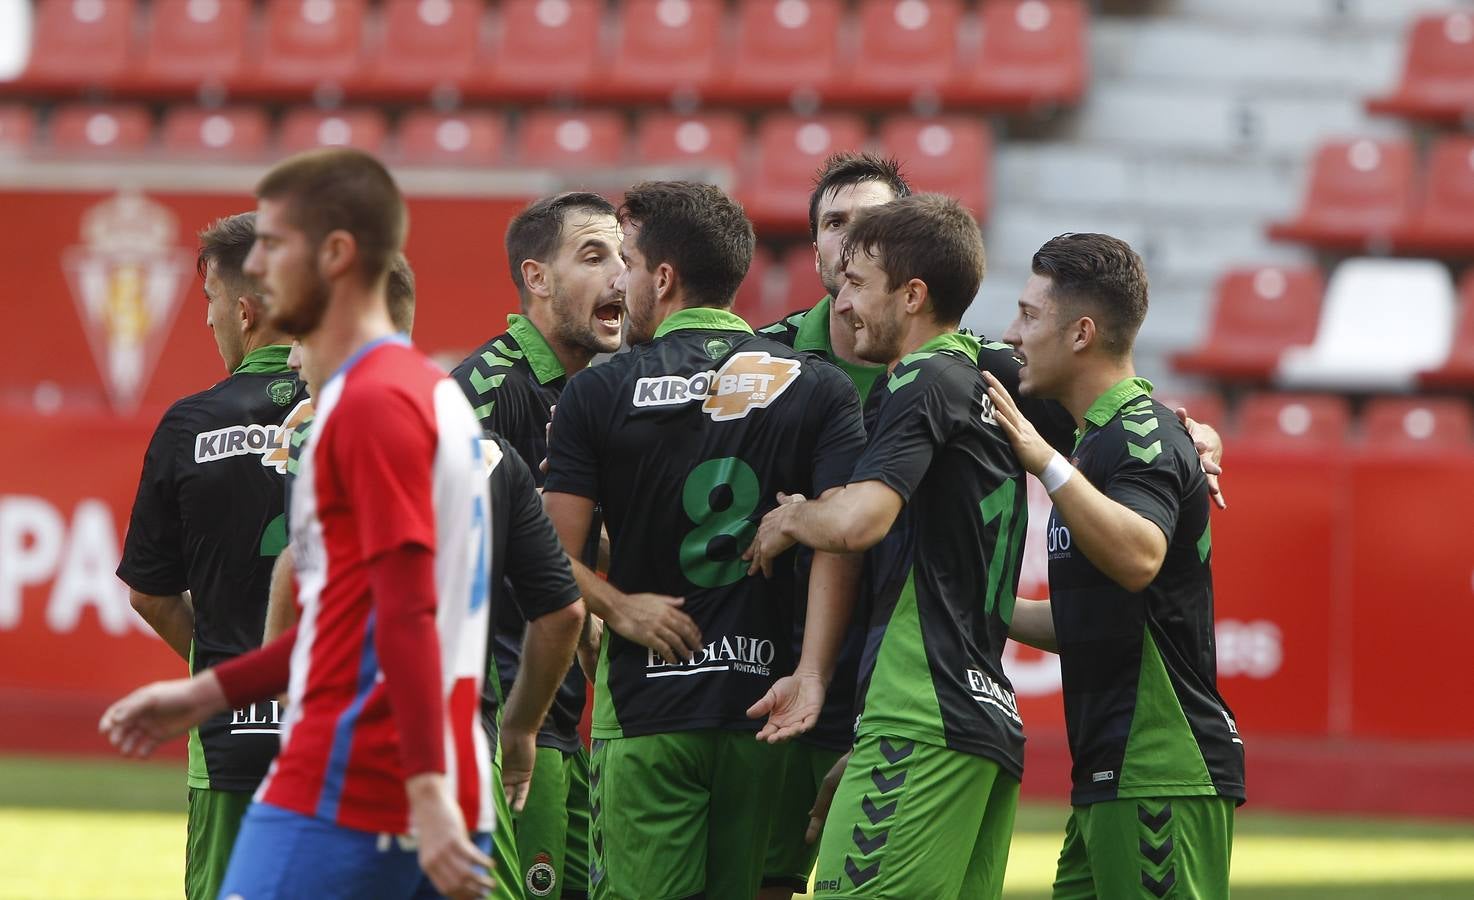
[1040,452,1075,494]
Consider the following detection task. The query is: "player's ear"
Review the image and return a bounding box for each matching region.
[654,262,675,303]
[318,229,356,281]
[521,259,552,299]
[1072,316,1097,354]
[902,278,928,316]
[237,294,258,333]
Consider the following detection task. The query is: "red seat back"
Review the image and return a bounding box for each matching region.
[1412,136,1474,241]
[255,0,367,88]
[727,0,842,99]
[368,0,483,92]
[608,0,723,98]
[50,104,153,155]
[955,0,1087,106]
[844,0,964,98]
[1360,397,1473,452]
[1235,394,1352,450]
[634,112,745,171]
[1276,138,1416,243]
[742,113,868,231]
[878,116,991,218]
[781,242,825,310]
[1150,390,1227,437]
[516,110,625,168]
[1211,266,1324,348]
[161,106,269,159]
[480,0,603,96]
[396,110,507,165]
[277,107,388,154]
[0,105,37,152]
[1390,15,1474,99]
[22,0,135,88]
[732,245,776,326]
[138,0,251,89]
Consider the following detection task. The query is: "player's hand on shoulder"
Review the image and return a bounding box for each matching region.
[498,727,537,814]
[806,750,852,845]
[983,371,1053,475]
[610,592,702,666]
[1176,408,1228,510]
[747,670,825,743]
[98,674,226,758]
[406,773,495,900]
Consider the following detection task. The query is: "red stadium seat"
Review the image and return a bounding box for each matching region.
[516,110,625,168]
[1234,393,1351,451]
[362,0,483,95]
[49,104,153,155]
[1171,266,1326,382]
[1394,137,1474,254]
[396,110,507,165]
[19,0,135,90]
[1149,390,1227,437]
[1419,271,1474,390]
[634,112,745,172]
[732,245,776,326]
[0,106,37,152]
[878,116,992,218]
[1366,13,1474,124]
[277,107,388,154]
[950,0,1088,109]
[134,0,251,93]
[836,0,964,104]
[249,0,367,92]
[161,106,269,159]
[606,0,723,101]
[781,242,825,309]
[1359,397,1473,452]
[723,0,843,104]
[1266,138,1416,251]
[742,114,868,233]
[476,0,603,98]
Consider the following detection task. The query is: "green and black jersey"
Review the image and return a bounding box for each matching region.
[758,297,887,405]
[116,345,308,792]
[1049,377,1245,806]
[849,333,1028,779]
[545,307,866,740]
[451,314,589,754]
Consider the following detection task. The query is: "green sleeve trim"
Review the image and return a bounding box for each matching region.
[652,306,755,338]
[232,344,293,375]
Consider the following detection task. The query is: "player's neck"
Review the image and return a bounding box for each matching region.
[524,305,595,374]
[888,320,952,372]
[1061,359,1137,432]
[302,287,397,384]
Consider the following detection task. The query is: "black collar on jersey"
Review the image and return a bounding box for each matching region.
[232,344,293,375]
[652,306,754,338]
[506,314,567,384]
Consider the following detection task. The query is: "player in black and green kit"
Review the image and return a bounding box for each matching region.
[543,181,866,900]
[451,193,627,900]
[749,194,1026,898]
[990,233,1245,900]
[117,212,306,900]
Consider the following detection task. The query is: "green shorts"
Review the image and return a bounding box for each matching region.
[515,745,591,899]
[185,787,253,900]
[763,741,846,891]
[812,734,1019,899]
[589,730,785,900]
[491,734,526,900]
[1051,796,1235,900]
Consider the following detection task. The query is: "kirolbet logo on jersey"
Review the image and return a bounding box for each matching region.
[632,352,802,422]
[645,633,776,678]
[966,669,1023,725]
[194,398,314,474]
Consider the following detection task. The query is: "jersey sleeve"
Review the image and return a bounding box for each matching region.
[847,363,964,502]
[755,307,809,348]
[496,437,581,620]
[328,386,437,560]
[1101,423,1187,542]
[808,365,867,495]
[977,343,1077,454]
[542,369,601,501]
[116,407,189,596]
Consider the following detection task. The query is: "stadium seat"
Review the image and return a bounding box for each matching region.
[605,0,723,101]
[1419,270,1474,390]
[1366,13,1474,124]
[878,116,991,219]
[361,0,483,95]
[0,105,36,152]
[49,104,153,155]
[133,0,251,94]
[835,0,964,104]
[1149,390,1227,437]
[396,110,507,165]
[1393,137,1474,255]
[1234,393,1351,451]
[742,114,868,233]
[723,0,843,104]
[19,0,135,90]
[634,112,745,174]
[277,107,388,154]
[732,245,776,326]
[476,0,603,98]
[781,242,825,309]
[161,106,269,159]
[248,0,367,92]
[1277,258,1456,391]
[1171,266,1326,382]
[1359,397,1473,452]
[949,0,1088,109]
[516,110,625,168]
[1266,138,1416,251]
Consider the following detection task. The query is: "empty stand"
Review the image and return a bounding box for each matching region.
[1394,137,1474,255]
[476,0,602,98]
[1267,138,1416,251]
[516,109,625,167]
[361,0,482,95]
[161,106,269,159]
[49,104,152,155]
[1366,12,1474,124]
[277,107,388,154]
[396,110,507,165]
[1171,266,1325,382]
[1277,258,1456,391]
[950,0,1088,108]
[723,0,843,104]
[18,0,135,90]
[835,0,965,103]
[605,0,722,101]
[1419,271,1474,390]
[133,0,251,94]
[1359,397,1473,452]
[0,105,36,152]
[634,112,745,172]
[247,0,367,92]
[878,116,992,218]
[1235,393,1352,450]
[742,114,868,232]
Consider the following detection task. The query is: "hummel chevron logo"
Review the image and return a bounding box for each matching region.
[592,829,603,857]
[861,795,898,825]
[1138,802,1173,834]
[1140,835,1173,866]
[590,799,601,821]
[852,825,889,855]
[878,739,915,764]
[871,766,906,794]
[1122,417,1158,436]
[845,857,881,888]
[1142,868,1177,898]
[888,368,919,393]
[1128,440,1163,463]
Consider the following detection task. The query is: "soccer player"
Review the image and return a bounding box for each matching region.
[99,148,495,900]
[115,210,305,900]
[451,192,626,900]
[747,194,1025,899]
[986,233,1245,900]
[542,181,866,900]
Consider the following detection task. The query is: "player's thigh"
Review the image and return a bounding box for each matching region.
[811,735,1001,899]
[1068,796,1235,900]
[704,731,788,900]
[1050,808,1097,900]
[219,802,424,899]
[958,764,1020,899]
[516,746,574,900]
[562,746,592,899]
[185,787,253,900]
[590,732,714,900]
[761,742,845,894]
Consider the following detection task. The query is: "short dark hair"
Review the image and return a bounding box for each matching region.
[1031,233,1149,357]
[505,192,618,303]
[197,211,258,297]
[255,147,406,283]
[619,181,755,309]
[386,253,415,334]
[842,193,985,326]
[809,152,911,241]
